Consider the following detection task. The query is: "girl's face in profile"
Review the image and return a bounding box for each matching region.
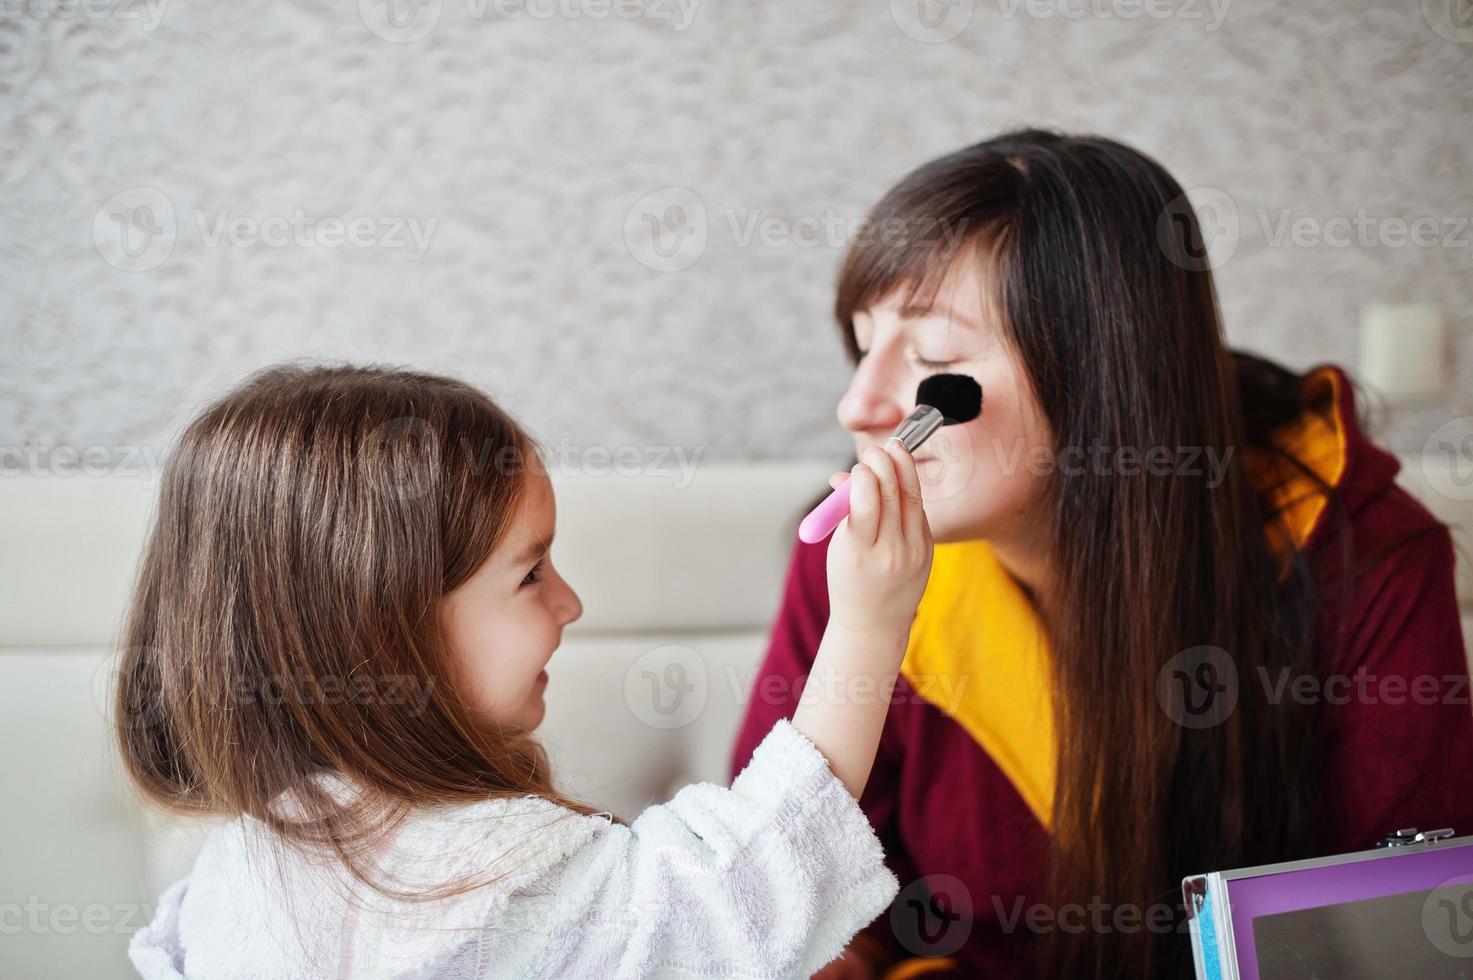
[440,468,583,731]
[839,259,1053,547]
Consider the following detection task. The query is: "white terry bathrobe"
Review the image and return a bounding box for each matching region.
[128,719,899,979]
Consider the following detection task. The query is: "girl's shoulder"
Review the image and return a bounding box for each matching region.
[133,790,615,979]
[390,792,613,886]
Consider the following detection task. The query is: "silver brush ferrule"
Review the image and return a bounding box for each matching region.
[888,405,944,452]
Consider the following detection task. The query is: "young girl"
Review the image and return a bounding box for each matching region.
[122,363,932,979]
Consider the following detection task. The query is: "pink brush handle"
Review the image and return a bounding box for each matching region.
[797,479,852,544]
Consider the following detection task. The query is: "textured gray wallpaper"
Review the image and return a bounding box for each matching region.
[2,0,1470,475]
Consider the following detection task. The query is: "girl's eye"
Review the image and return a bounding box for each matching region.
[521,560,544,588]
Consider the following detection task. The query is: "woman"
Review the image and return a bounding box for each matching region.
[731,129,1473,980]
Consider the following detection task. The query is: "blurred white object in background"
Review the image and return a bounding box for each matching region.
[1359,302,1446,405]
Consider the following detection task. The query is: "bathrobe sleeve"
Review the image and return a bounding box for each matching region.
[483,718,899,979]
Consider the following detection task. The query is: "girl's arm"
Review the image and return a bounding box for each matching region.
[789,441,931,799]
[517,718,902,978]
[730,491,919,979]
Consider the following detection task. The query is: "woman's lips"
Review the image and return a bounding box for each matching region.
[535,670,548,686]
[853,443,944,475]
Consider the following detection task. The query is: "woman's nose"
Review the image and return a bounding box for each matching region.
[836,355,907,435]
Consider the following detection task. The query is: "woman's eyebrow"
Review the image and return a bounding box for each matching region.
[895,302,981,332]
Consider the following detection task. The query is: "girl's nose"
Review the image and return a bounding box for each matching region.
[836,353,907,436]
[551,569,583,626]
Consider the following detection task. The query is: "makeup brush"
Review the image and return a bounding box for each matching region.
[797,373,983,544]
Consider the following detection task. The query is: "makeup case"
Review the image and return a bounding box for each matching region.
[1183,827,1473,979]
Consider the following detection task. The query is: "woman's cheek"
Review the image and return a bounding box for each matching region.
[917,422,978,502]
[920,384,1049,540]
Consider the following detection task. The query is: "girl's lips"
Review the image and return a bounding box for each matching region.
[535,670,548,685]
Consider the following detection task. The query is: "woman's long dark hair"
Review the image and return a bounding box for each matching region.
[835,130,1363,979]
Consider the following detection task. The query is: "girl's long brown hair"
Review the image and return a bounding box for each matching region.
[834,130,1395,979]
[116,363,599,900]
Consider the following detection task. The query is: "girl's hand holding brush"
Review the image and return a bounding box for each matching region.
[791,439,933,801]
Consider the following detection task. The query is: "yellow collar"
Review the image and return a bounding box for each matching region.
[898,367,1348,828]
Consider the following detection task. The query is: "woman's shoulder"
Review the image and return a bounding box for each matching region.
[1308,450,1457,639]
[1287,367,1461,669]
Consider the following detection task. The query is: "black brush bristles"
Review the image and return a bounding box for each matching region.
[916,373,983,425]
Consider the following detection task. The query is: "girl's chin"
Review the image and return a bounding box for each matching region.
[516,699,546,732]
[484,689,548,733]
